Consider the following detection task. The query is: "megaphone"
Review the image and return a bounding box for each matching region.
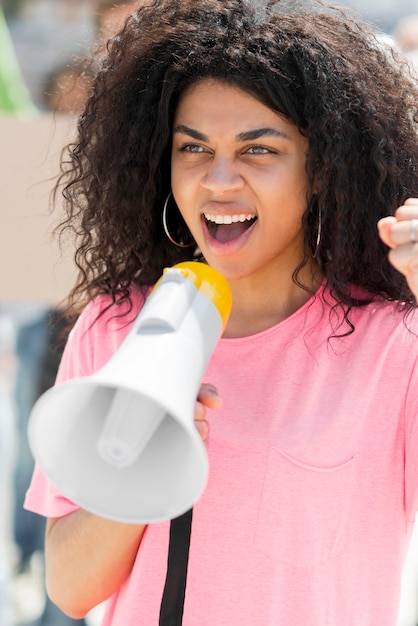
[28,262,232,524]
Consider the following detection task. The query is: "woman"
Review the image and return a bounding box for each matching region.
[25,0,418,624]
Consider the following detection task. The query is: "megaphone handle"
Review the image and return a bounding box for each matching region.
[159,508,193,626]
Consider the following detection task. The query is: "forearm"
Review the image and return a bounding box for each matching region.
[45,510,146,618]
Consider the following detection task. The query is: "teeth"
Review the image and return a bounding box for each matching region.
[204,213,256,224]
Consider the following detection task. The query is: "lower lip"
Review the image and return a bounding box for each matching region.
[201,215,257,255]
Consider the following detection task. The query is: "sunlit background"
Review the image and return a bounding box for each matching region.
[1,1,418,624]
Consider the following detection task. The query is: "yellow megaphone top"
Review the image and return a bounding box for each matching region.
[164,261,232,332]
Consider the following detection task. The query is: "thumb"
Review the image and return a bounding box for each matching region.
[377,216,397,249]
[198,383,223,409]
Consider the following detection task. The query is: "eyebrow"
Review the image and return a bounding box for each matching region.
[173,124,290,142]
[237,128,290,141]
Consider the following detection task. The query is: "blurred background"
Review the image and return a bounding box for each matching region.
[1,0,418,624]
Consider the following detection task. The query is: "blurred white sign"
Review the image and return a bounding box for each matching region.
[0,112,77,304]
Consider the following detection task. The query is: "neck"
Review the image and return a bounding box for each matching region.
[223,263,323,338]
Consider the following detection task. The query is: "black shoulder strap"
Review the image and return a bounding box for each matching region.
[159,508,193,626]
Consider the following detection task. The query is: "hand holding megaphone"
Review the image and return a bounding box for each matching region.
[28,262,232,524]
[194,382,223,441]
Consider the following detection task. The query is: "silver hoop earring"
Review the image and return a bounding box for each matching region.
[313,207,322,258]
[162,193,195,248]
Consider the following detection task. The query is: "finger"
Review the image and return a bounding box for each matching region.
[194,418,209,441]
[378,199,418,248]
[197,383,223,409]
[377,216,397,249]
[394,199,418,222]
[194,401,210,441]
[403,197,418,207]
[195,398,205,420]
[387,219,418,247]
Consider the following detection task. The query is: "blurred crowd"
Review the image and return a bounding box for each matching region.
[2,0,418,624]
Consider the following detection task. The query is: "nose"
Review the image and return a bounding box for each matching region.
[200,156,244,193]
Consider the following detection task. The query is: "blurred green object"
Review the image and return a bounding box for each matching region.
[0,5,36,113]
[2,0,25,19]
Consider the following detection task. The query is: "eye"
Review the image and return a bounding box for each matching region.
[179,143,209,154]
[245,144,276,155]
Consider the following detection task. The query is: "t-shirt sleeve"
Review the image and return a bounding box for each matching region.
[24,290,144,519]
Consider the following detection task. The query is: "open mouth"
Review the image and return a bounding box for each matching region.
[203,213,257,243]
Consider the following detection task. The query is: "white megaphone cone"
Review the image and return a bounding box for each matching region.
[28,262,232,524]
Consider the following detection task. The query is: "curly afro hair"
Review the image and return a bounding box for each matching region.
[55,0,418,325]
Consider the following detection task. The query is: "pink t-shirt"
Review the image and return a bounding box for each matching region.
[25,283,418,625]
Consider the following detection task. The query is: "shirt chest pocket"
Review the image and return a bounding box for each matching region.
[255,447,357,569]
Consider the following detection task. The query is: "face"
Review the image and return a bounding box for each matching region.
[171,79,310,284]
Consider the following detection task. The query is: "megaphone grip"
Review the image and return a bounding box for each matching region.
[137,269,197,333]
